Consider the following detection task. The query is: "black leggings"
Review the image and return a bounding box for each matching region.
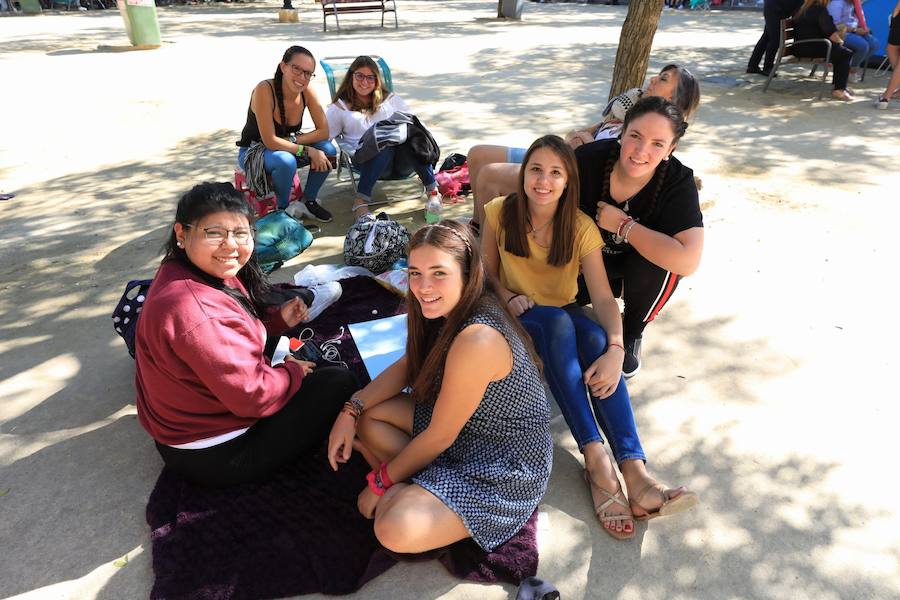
[792,41,852,90]
[155,366,359,487]
[577,250,682,341]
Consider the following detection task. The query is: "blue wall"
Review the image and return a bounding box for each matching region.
[864,0,896,56]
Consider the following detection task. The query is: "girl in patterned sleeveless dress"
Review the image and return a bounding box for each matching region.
[481,133,697,541]
[327,220,552,553]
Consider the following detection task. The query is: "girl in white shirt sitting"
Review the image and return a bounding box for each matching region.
[325,56,439,219]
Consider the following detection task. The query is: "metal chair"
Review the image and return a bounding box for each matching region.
[319,55,415,201]
[763,17,834,100]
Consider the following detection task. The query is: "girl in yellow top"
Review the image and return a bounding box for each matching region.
[481,135,697,541]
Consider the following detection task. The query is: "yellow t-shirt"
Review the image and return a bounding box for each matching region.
[484,197,603,307]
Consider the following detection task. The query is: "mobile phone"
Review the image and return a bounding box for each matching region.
[289,337,324,364]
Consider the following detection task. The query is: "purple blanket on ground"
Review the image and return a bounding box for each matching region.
[145,277,539,599]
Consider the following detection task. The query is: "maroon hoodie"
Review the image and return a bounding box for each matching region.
[135,260,303,445]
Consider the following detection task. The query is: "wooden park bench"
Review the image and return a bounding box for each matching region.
[321,0,398,33]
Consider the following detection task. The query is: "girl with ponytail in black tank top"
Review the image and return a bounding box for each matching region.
[575,96,704,378]
[236,46,336,223]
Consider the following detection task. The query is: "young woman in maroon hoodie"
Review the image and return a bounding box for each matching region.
[135,182,357,486]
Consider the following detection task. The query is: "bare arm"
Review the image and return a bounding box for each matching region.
[480,217,535,316]
[327,354,409,470]
[596,203,704,276]
[383,324,511,484]
[251,81,329,154]
[580,248,625,399]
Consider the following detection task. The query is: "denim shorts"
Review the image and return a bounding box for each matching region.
[507,146,527,164]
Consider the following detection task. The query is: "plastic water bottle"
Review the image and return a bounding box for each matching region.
[424,189,442,224]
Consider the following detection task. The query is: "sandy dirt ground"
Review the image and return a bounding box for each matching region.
[1,1,899,599]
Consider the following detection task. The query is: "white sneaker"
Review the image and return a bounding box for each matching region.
[849,71,862,83]
[305,282,342,321]
[876,96,889,109]
[285,201,313,220]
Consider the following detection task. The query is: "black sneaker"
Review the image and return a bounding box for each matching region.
[623,337,642,379]
[303,199,333,223]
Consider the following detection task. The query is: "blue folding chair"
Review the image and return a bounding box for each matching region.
[319,55,414,200]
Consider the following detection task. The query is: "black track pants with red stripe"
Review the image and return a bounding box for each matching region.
[576,250,681,340]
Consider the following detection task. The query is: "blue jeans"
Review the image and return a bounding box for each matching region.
[354,146,436,202]
[237,140,336,209]
[843,32,879,68]
[519,304,645,463]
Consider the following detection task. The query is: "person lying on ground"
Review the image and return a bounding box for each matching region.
[466,64,700,231]
[480,134,697,541]
[236,45,336,223]
[327,220,552,553]
[135,182,357,487]
[575,96,704,378]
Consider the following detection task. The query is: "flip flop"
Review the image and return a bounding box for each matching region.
[629,481,699,521]
[584,470,634,540]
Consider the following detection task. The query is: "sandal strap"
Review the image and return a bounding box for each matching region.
[591,481,630,516]
[631,480,667,508]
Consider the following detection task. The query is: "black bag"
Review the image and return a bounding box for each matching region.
[112,279,152,358]
[438,152,467,173]
[343,212,410,275]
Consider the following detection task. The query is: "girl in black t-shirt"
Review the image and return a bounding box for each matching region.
[575,97,704,378]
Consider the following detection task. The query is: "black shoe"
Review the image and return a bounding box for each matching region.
[761,68,777,78]
[746,66,764,75]
[623,337,642,379]
[304,199,333,223]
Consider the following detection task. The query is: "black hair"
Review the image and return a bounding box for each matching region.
[162,182,271,319]
[273,46,315,135]
[660,64,701,120]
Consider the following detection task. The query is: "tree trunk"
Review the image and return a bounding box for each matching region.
[608,1,664,101]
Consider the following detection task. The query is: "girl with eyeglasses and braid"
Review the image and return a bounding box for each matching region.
[575,96,705,378]
[481,134,697,542]
[236,46,337,223]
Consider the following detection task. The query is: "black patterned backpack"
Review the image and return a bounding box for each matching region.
[343,212,410,275]
[111,279,152,358]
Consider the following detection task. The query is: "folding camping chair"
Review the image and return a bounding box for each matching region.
[318,55,420,205]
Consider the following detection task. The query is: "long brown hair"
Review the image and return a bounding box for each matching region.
[405,220,540,403]
[500,135,579,267]
[659,64,701,121]
[795,0,828,18]
[332,55,391,114]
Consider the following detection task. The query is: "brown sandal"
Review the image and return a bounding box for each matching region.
[584,471,634,540]
[628,481,698,521]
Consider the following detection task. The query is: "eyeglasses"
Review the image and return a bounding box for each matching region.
[184,224,255,246]
[288,64,316,79]
[353,72,377,84]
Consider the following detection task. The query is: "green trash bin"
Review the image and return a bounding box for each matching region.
[18,0,44,14]
[116,0,161,48]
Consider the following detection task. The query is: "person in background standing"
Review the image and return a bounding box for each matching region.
[747,0,805,76]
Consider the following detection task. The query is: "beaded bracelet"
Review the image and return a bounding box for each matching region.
[622,220,637,243]
[616,217,634,238]
[607,342,625,353]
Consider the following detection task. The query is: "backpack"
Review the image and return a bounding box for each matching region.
[112,279,152,358]
[254,210,314,274]
[343,212,410,275]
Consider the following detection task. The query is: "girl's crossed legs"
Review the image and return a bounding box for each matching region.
[354,395,470,553]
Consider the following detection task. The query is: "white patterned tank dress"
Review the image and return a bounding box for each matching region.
[410,301,553,551]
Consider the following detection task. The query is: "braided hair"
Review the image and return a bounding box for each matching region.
[273,46,315,136]
[602,96,689,226]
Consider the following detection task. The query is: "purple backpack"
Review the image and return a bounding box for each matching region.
[111,279,152,358]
